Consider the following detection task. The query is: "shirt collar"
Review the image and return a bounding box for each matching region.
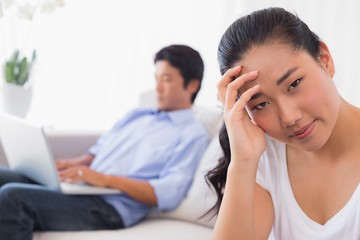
[156,108,195,125]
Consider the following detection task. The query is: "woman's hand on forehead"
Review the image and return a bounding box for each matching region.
[217,65,259,108]
[217,65,243,105]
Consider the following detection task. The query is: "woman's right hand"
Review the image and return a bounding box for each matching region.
[217,65,266,162]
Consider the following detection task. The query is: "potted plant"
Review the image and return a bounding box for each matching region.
[1,49,36,117]
[4,49,37,87]
[0,0,64,118]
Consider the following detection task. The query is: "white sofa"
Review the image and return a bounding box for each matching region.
[27,105,223,240]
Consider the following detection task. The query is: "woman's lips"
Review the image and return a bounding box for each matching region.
[290,120,316,140]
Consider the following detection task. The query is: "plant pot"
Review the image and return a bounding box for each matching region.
[1,83,32,118]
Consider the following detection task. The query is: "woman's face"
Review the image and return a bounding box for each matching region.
[238,42,340,151]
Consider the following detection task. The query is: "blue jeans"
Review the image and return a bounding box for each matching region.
[0,168,124,240]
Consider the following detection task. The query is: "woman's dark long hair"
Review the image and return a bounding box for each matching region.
[205,7,321,216]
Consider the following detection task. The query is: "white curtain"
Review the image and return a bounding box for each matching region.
[1,0,358,130]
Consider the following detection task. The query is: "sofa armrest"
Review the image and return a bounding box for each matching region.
[45,129,101,159]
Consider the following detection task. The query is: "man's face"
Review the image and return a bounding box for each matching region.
[154,60,194,111]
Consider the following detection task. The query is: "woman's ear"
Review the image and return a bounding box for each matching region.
[319,41,335,77]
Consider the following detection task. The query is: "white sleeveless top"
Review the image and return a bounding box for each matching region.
[256,136,360,240]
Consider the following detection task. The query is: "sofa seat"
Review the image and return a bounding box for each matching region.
[33,218,212,240]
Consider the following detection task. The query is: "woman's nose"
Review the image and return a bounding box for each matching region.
[278,101,302,128]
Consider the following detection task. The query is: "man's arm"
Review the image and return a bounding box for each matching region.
[58,166,157,206]
[58,130,208,208]
[148,132,209,210]
[103,175,157,206]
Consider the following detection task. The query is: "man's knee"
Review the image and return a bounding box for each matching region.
[0,183,36,238]
[0,183,31,206]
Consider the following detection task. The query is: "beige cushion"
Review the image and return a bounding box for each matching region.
[33,219,212,240]
[192,105,222,138]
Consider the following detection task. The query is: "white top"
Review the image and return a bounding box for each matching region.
[256,136,360,240]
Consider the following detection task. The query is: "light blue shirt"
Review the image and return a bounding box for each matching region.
[88,108,209,227]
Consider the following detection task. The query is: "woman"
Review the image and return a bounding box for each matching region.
[207,7,360,239]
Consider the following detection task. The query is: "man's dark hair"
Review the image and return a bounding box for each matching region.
[154,44,204,103]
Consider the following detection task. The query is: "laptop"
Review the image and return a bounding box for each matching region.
[0,113,121,195]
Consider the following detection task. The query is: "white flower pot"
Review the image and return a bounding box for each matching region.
[1,83,32,118]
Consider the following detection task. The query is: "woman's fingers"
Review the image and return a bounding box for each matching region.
[234,84,260,116]
[223,70,259,111]
[217,66,242,104]
[223,84,260,123]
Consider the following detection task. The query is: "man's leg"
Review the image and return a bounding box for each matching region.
[0,183,124,240]
[0,167,36,186]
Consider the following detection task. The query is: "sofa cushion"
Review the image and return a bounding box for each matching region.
[192,105,223,139]
[33,218,212,240]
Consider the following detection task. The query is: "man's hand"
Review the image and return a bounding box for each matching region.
[56,153,97,184]
[58,165,108,187]
[56,154,95,171]
[57,154,157,206]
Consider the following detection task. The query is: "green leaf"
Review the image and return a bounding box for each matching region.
[3,50,36,86]
[17,57,29,86]
[4,62,15,83]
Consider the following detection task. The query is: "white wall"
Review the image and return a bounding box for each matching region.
[1,0,359,131]
[226,0,360,109]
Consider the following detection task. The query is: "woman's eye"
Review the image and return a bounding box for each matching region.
[253,102,269,111]
[288,78,302,91]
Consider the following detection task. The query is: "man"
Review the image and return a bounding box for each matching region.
[0,44,209,239]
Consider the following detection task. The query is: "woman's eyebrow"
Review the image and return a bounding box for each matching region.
[276,67,299,85]
[249,92,262,102]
